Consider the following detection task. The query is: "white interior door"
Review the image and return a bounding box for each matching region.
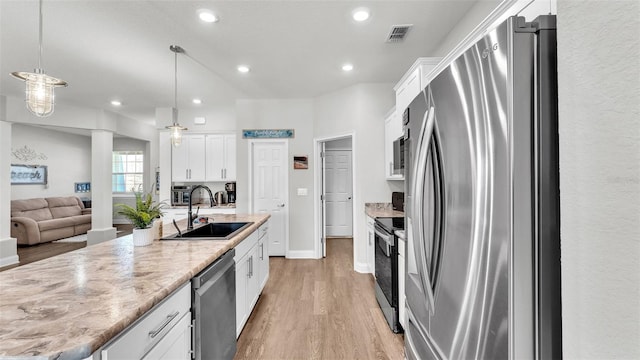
[251,141,288,256]
[321,143,327,257]
[324,150,353,237]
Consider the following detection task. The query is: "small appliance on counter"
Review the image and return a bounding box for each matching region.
[214,191,226,205]
[392,192,404,212]
[225,182,236,204]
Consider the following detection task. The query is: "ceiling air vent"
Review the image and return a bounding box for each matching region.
[386,24,413,43]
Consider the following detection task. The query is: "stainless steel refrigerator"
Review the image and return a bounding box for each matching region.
[403,15,561,360]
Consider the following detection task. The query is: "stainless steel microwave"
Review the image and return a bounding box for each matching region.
[392,136,404,175]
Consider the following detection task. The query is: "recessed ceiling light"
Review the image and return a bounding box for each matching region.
[342,64,354,72]
[110,100,122,106]
[192,98,202,105]
[237,65,250,73]
[352,8,370,22]
[198,9,218,23]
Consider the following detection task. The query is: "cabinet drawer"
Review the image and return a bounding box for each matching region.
[258,222,269,240]
[101,283,191,360]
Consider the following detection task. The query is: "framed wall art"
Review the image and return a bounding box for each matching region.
[11,164,48,185]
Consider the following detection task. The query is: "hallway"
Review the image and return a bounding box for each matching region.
[235,238,405,360]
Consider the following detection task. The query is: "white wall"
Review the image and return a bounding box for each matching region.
[557,1,640,358]
[314,83,395,269]
[10,124,91,200]
[236,99,315,253]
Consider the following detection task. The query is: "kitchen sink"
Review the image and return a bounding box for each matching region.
[162,222,253,240]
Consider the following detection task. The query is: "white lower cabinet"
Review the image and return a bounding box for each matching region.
[366,216,375,274]
[398,237,406,329]
[235,221,270,338]
[142,311,192,360]
[101,283,191,360]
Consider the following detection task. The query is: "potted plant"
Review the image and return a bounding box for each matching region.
[115,191,165,246]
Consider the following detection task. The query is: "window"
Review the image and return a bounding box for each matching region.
[112,151,144,193]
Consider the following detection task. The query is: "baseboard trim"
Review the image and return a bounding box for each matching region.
[0,254,19,268]
[286,250,316,259]
[354,261,370,274]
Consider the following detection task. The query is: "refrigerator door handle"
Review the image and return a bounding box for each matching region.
[411,105,437,315]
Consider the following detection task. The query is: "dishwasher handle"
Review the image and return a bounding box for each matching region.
[192,249,235,289]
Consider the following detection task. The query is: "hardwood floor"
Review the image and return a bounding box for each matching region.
[235,238,405,360]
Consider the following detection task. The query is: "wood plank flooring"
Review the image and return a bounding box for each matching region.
[235,238,405,360]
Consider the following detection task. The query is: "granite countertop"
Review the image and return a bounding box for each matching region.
[364,202,404,218]
[0,213,269,360]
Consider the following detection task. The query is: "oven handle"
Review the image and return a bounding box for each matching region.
[374,223,394,247]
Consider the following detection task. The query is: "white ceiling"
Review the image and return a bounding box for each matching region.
[1,0,483,125]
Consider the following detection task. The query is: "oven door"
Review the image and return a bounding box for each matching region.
[374,223,396,306]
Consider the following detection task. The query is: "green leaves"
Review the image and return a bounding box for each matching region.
[115,190,165,229]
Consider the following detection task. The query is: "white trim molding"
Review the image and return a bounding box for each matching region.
[286,250,316,259]
[0,237,19,268]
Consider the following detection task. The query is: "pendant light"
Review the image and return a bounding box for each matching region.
[11,0,67,117]
[166,45,188,147]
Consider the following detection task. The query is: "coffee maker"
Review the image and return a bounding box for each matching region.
[225,182,236,204]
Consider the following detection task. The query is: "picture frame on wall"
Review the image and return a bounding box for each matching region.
[294,156,308,169]
[10,164,48,185]
[74,182,91,193]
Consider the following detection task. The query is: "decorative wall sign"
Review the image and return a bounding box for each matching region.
[11,145,48,162]
[11,164,48,185]
[294,156,308,169]
[75,182,91,193]
[242,129,295,139]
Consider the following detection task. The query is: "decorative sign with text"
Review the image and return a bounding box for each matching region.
[242,129,295,139]
[11,164,48,185]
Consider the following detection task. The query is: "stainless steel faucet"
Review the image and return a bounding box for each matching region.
[188,185,214,230]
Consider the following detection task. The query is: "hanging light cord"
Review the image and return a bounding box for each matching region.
[173,46,177,114]
[38,0,43,70]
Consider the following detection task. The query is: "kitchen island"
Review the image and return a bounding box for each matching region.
[0,213,270,360]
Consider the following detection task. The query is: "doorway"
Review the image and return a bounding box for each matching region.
[249,140,289,256]
[314,134,355,259]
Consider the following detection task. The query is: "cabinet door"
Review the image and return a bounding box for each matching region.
[205,135,225,181]
[187,135,206,181]
[235,254,249,338]
[247,250,260,314]
[172,139,190,182]
[224,134,236,181]
[384,114,394,179]
[398,240,406,328]
[142,311,192,360]
[258,235,269,291]
[366,217,375,274]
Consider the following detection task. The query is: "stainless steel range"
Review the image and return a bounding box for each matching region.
[374,216,405,334]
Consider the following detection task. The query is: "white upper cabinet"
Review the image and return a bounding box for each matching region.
[393,57,442,116]
[171,134,206,182]
[205,134,236,182]
[384,107,403,180]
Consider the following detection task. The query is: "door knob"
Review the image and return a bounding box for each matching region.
[347,197,352,200]
[277,203,285,208]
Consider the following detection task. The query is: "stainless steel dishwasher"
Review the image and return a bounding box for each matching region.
[192,249,236,360]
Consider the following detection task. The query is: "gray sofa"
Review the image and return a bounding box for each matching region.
[11,196,92,246]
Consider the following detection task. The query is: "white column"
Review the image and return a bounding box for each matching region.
[87,129,117,245]
[0,119,19,267]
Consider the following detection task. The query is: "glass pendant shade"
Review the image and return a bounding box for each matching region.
[166,45,187,147]
[11,69,67,117]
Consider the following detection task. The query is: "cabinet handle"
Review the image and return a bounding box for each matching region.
[221,169,224,179]
[148,311,180,338]
[224,168,227,179]
[186,169,189,179]
[260,243,264,260]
